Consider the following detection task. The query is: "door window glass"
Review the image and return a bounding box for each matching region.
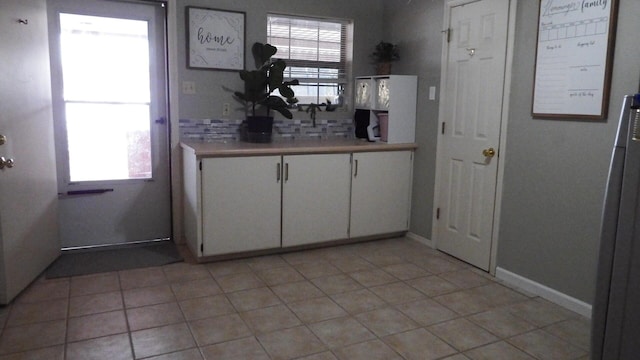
[59,13,152,182]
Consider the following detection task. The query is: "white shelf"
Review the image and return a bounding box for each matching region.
[355,75,417,144]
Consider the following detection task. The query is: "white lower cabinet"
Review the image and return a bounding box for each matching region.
[183,148,413,259]
[350,151,413,238]
[282,154,351,247]
[200,156,281,256]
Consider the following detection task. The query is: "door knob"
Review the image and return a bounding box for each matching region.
[0,156,14,169]
[482,148,496,158]
[0,134,6,146]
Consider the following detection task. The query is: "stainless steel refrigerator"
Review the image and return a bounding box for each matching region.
[592,93,640,359]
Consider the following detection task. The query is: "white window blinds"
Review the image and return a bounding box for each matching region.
[267,14,349,104]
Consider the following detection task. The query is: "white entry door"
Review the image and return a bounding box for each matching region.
[435,0,509,270]
[48,0,171,248]
[0,0,61,304]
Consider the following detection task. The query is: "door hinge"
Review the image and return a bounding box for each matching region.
[155,117,166,124]
[200,243,203,253]
[441,122,446,135]
[199,161,202,171]
[436,207,440,220]
[442,28,452,43]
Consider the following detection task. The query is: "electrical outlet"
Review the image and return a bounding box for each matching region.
[182,81,196,94]
[429,86,436,100]
[223,103,230,116]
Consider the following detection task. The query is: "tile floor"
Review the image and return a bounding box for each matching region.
[0,237,591,359]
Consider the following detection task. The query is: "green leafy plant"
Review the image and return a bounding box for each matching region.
[234,43,299,119]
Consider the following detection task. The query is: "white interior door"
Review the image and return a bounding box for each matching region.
[436,0,509,271]
[48,0,171,248]
[0,0,61,304]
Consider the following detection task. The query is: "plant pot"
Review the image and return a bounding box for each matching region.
[376,62,392,75]
[245,116,274,143]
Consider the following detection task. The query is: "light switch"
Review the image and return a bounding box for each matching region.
[429,86,436,100]
[182,81,196,94]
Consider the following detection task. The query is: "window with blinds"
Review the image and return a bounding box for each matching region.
[267,14,350,105]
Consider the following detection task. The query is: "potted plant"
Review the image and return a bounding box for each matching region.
[234,42,299,143]
[370,41,400,75]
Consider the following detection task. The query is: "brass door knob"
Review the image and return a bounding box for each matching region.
[482,148,496,158]
[0,134,6,146]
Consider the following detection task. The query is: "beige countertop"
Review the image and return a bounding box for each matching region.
[181,138,418,157]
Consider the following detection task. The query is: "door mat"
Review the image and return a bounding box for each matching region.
[46,240,183,278]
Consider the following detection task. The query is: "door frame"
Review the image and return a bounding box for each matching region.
[47,0,173,248]
[167,1,182,245]
[432,0,518,275]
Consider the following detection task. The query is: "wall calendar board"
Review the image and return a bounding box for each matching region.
[187,7,245,71]
[532,0,618,119]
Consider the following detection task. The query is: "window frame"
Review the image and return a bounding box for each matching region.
[267,13,351,107]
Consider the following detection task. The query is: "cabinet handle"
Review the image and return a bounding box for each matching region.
[277,163,281,182]
[285,163,289,182]
[354,159,358,177]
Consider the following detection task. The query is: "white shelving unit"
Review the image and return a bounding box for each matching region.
[355,75,417,144]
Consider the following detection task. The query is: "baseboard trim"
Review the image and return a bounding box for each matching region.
[495,267,592,318]
[406,232,434,248]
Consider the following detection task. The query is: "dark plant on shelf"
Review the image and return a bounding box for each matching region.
[370,41,400,75]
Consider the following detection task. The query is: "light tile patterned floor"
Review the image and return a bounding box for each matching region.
[0,237,591,359]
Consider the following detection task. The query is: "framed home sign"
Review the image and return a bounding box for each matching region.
[532,0,619,120]
[187,7,245,71]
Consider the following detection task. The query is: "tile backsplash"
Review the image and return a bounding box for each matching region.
[179,117,355,142]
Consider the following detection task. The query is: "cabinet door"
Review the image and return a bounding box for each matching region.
[282,154,351,247]
[351,151,413,238]
[201,156,281,255]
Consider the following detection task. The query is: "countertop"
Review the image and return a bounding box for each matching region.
[181,138,418,157]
